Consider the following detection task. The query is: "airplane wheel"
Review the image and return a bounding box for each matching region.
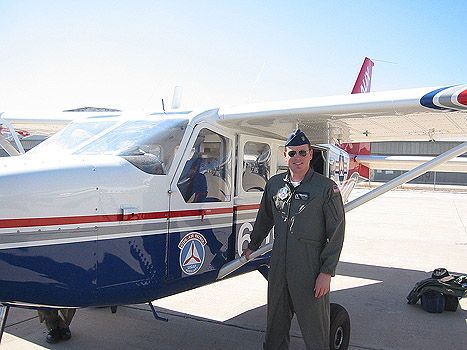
[329,303,350,350]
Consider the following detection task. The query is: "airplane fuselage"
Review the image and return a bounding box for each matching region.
[0,111,357,308]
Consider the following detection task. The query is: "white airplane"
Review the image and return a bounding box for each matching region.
[0,58,466,350]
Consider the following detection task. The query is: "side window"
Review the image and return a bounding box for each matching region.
[277,145,288,174]
[242,141,271,192]
[178,128,232,203]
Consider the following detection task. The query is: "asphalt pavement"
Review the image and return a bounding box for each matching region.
[2,187,466,350]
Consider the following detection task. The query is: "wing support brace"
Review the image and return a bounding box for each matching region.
[0,305,10,345]
[217,141,467,280]
[148,302,168,322]
[344,141,467,211]
[0,117,25,155]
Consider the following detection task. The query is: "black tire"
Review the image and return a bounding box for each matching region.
[330,303,350,350]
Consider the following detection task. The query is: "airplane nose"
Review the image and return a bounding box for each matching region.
[0,155,100,307]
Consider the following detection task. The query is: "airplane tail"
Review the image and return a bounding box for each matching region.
[351,57,374,94]
[341,142,370,179]
[341,58,374,179]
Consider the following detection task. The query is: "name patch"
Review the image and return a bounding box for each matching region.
[294,192,309,200]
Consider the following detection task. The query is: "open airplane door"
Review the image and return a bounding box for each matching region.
[233,135,285,261]
[167,123,235,283]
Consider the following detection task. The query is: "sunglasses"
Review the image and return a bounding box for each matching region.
[287,150,308,157]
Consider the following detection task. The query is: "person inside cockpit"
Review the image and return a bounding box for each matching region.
[179,156,207,203]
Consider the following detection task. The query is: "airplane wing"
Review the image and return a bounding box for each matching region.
[0,111,78,137]
[355,154,467,173]
[216,85,467,144]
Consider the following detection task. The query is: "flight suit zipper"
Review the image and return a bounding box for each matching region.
[284,182,297,287]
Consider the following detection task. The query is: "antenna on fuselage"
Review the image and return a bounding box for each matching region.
[246,62,266,104]
[171,86,183,109]
[162,99,166,113]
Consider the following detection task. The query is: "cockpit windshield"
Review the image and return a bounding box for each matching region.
[28,120,117,154]
[29,117,189,175]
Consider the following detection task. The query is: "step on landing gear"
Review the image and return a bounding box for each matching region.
[330,303,350,350]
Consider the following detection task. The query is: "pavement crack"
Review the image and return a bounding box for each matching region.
[452,199,467,235]
[5,315,38,328]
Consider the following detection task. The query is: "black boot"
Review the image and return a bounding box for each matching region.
[46,328,61,343]
[60,327,72,341]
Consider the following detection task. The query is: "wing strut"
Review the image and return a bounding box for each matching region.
[0,305,10,344]
[345,141,467,211]
[0,134,21,156]
[0,117,25,155]
[217,141,467,280]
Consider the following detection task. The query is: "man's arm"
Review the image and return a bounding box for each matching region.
[244,182,274,254]
[314,272,331,298]
[320,184,345,276]
[314,184,345,297]
[243,248,255,260]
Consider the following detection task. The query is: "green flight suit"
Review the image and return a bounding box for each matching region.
[38,308,76,331]
[248,168,345,350]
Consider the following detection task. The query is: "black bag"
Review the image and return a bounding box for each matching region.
[407,268,467,313]
[421,291,445,313]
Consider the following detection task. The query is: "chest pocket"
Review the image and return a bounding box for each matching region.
[295,194,317,215]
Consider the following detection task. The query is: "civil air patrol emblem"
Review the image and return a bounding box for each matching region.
[178,232,207,275]
[278,187,289,200]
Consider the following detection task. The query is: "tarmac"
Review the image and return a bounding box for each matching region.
[1,187,466,350]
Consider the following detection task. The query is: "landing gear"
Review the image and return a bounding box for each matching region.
[0,305,10,344]
[329,303,350,350]
[257,264,270,280]
[148,302,168,322]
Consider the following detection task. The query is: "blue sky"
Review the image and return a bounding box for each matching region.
[1,1,466,111]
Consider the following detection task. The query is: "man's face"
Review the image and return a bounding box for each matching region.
[284,145,313,178]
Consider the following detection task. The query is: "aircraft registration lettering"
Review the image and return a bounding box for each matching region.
[178,232,207,275]
[360,66,372,93]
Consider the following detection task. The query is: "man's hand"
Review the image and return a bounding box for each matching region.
[314,273,331,298]
[242,248,254,261]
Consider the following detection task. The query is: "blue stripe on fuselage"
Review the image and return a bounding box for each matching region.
[0,220,269,308]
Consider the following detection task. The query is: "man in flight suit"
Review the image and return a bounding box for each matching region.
[244,129,345,350]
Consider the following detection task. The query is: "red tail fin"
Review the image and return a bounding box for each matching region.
[341,142,370,179]
[344,58,374,178]
[351,57,374,94]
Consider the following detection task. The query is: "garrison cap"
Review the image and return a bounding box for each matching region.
[285,129,310,147]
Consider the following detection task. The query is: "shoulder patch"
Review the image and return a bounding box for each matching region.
[333,185,340,193]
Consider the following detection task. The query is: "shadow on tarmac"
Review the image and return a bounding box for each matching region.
[3,262,466,350]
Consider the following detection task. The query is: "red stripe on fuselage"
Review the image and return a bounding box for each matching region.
[0,212,168,229]
[168,207,233,219]
[235,204,260,211]
[0,206,250,230]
